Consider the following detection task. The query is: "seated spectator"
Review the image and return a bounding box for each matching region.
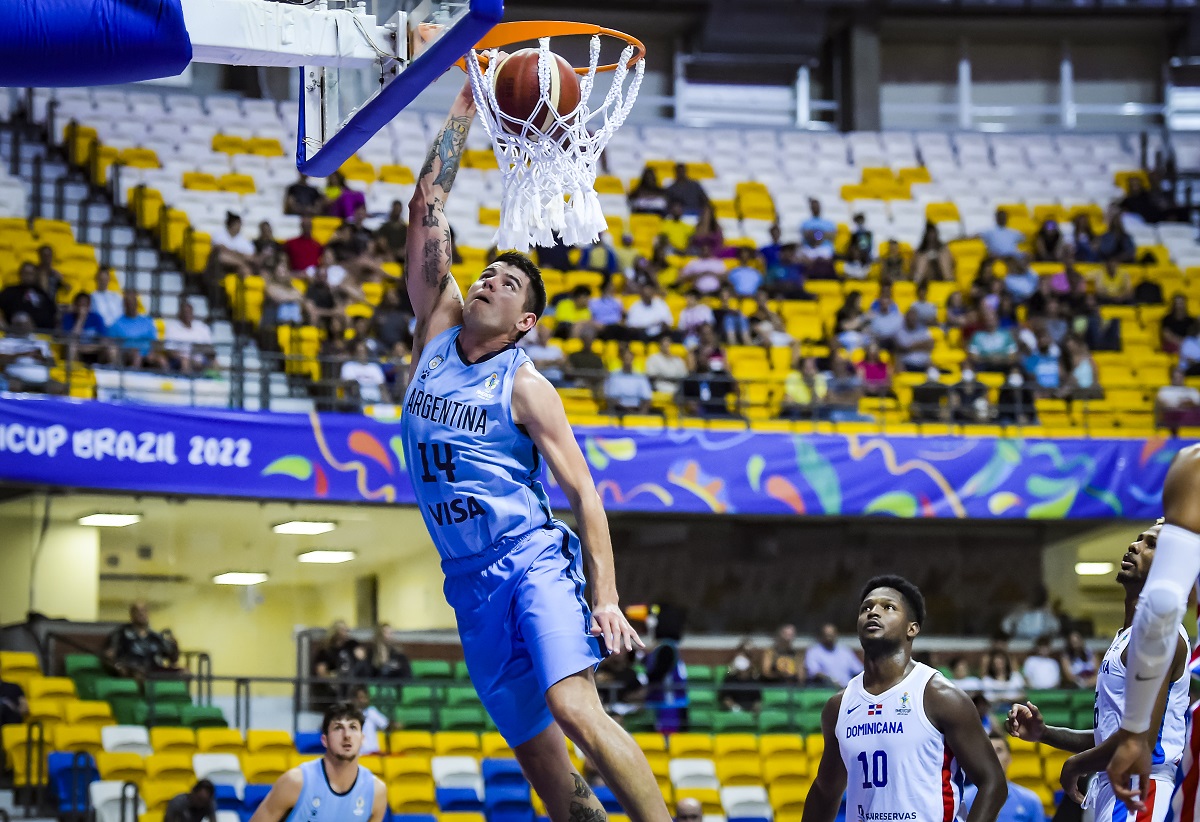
[312,620,359,682]
[91,269,123,329]
[1156,368,1200,432]
[805,623,863,687]
[968,310,1018,373]
[33,245,65,301]
[642,335,689,399]
[628,168,669,216]
[1098,212,1136,263]
[108,292,165,370]
[1076,293,1122,352]
[1060,629,1098,690]
[284,216,325,273]
[944,290,971,333]
[879,239,908,282]
[1025,274,1056,319]
[0,313,62,394]
[843,213,874,280]
[251,220,284,263]
[577,237,620,283]
[104,601,180,678]
[0,676,28,726]
[910,281,939,328]
[1121,176,1165,225]
[688,206,724,257]
[950,369,992,424]
[210,212,255,277]
[1022,332,1061,396]
[760,624,804,683]
[659,201,694,254]
[595,651,645,714]
[760,224,785,269]
[625,284,674,341]
[552,286,593,339]
[677,247,727,295]
[948,658,981,695]
[284,173,323,216]
[910,367,950,423]
[1061,336,1102,400]
[666,162,710,216]
[375,200,408,264]
[996,367,1037,425]
[895,308,935,372]
[1004,255,1039,304]
[981,652,1025,703]
[341,340,389,405]
[533,234,572,272]
[304,264,341,332]
[834,291,868,351]
[996,292,1019,330]
[1002,587,1059,640]
[748,291,792,348]
[710,289,750,346]
[605,347,653,414]
[719,640,762,713]
[566,328,607,393]
[912,222,954,282]
[369,289,413,351]
[0,263,57,330]
[324,171,366,220]
[726,247,763,297]
[801,198,837,237]
[979,209,1024,261]
[352,686,392,755]
[1092,258,1133,305]
[781,356,828,420]
[1033,218,1065,262]
[1021,635,1062,689]
[1071,214,1100,263]
[961,734,1049,822]
[677,289,715,343]
[866,286,902,348]
[60,291,108,363]
[858,342,893,398]
[518,324,565,386]
[764,244,810,299]
[611,233,640,282]
[163,779,216,822]
[798,228,835,280]
[162,302,215,374]
[826,352,869,422]
[265,262,309,328]
[382,342,411,398]
[680,356,740,418]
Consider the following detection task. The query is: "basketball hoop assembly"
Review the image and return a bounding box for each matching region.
[463,22,646,252]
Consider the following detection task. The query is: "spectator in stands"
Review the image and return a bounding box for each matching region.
[968,310,1018,373]
[834,291,868,351]
[797,227,835,280]
[312,620,358,686]
[566,327,607,394]
[714,288,752,346]
[325,171,367,220]
[583,282,623,342]
[947,658,981,695]
[1060,629,1098,690]
[979,209,1024,262]
[1092,258,1133,304]
[866,285,903,348]
[60,292,107,364]
[0,263,57,330]
[284,216,324,273]
[625,284,675,341]
[759,224,784,270]
[781,355,828,420]
[644,603,687,733]
[950,368,992,424]
[0,675,28,726]
[1033,218,1065,263]
[1121,176,1166,224]
[264,261,308,329]
[680,354,740,419]
[659,201,694,254]
[551,285,593,339]
[688,206,725,257]
[162,302,215,374]
[895,308,935,372]
[108,292,165,370]
[1020,635,1062,689]
[674,799,704,822]
[209,212,255,278]
[627,239,670,294]
[677,289,715,344]
[252,220,284,263]
[104,601,180,679]
[858,342,893,398]
[1076,293,1122,352]
[1001,586,1058,640]
[912,222,954,283]
[284,173,323,216]
[91,269,123,329]
[1022,331,1061,397]
[534,235,573,272]
[515,324,564,386]
[0,312,62,394]
[805,623,863,687]
[1070,214,1100,263]
[645,336,689,396]
[383,342,411,398]
[1178,323,1200,376]
[843,213,874,280]
[1097,212,1136,263]
[33,245,64,302]
[369,289,413,352]
[961,733,1048,822]
[726,247,763,297]
[677,246,727,295]
[943,290,971,334]
[350,686,391,756]
[764,243,809,299]
[827,351,870,422]
[611,233,640,283]
[341,340,389,405]
[163,779,216,822]
[749,291,793,348]
[1060,336,1102,400]
[997,366,1037,425]
[1003,255,1039,304]
[666,162,710,216]
[363,623,410,680]
[980,652,1024,703]
[605,347,653,415]
[910,367,950,423]
[577,236,620,284]
[801,198,836,236]
[1156,368,1200,433]
[879,239,908,282]
[761,624,804,683]
[595,651,645,715]
[375,201,407,265]
[304,264,340,334]
[628,168,669,216]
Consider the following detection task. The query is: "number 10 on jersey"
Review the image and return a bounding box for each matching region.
[857,751,888,789]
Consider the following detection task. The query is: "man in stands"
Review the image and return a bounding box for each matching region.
[679,354,740,419]
[0,674,29,726]
[33,245,65,301]
[804,623,863,687]
[284,173,323,216]
[968,309,1018,373]
[800,198,836,237]
[0,313,64,394]
[351,686,392,756]
[284,216,324,273]
[760,624,804,683]
[659,201,695,254]
[980,209,1024,262]
[164,779,217,822]
[91,269,123,329]
[375,200,408,265]
[104,601,181,679]
[107,292,166,370]
[605,347,653,416]
[674,798,703,822]
[209,212,255,277]
[665,162,710,217]
[0,263,57,330]
[162,302,215,375]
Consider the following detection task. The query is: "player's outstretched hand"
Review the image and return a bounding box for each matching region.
[1107,729,1152,812]
[1059,755,1087,804]
[1005,702,1046,741]
[590,603,645,655]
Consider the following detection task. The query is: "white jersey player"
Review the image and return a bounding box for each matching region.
[1006,521,1188,822]
[804,575,1007,822]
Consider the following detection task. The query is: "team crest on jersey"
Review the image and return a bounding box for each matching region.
[420,354,445,381]
[354,796,366,816]
[477,372,501,400]
[896,692,912,715]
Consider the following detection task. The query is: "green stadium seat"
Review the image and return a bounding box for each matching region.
[689,687,718,708]
[146,680,191,705]
[761,689,791,708]
[757,710,791,734]
[64,654,104,677]
[146,703,183,727]
[180,705,228,728]
[443,685,482,708]
[453,661,471,681]
[794,708,824,734]
[1069,691,1095,712]
[712,711,758,733]
[685,665,716,683]
[687,708,714,733]
[1026,690,1071,710]
[110,697,148,726]
[620,711,658,733]
[72,672,103,700]
[393,706,435,731]
[1072,709,1095,730]
[410,660,453,679]
[400,686,438,708]
[440,706,487,732]
[795,689,838,711]
[1039,708,1073,727]
[96,678,140,701]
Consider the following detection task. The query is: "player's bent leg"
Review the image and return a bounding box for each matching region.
[513,723,607,822]
[545,671,672,822]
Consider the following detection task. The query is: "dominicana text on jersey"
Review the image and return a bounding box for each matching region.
[401,326,553,560]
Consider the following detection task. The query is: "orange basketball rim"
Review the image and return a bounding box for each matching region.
[451,20,646,74]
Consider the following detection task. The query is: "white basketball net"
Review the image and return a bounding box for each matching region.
[466,35,645,252]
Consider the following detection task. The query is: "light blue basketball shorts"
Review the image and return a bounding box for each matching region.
[441,520,605,747]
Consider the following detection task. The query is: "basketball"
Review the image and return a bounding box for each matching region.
[490,48,581,134]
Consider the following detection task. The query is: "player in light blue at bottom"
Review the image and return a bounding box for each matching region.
[249,702,386,822]
[401,78,671,822]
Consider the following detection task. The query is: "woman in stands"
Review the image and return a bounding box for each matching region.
[1034,218,1065,262]
[833,291,868,351]
[1060,629,1098,690]
[1160,294,1192,354]
[1059,336,1103,401]
[628,168,669,216]
[1071,214,1101,263]
[687,205,725,257]
[912,221,955,283]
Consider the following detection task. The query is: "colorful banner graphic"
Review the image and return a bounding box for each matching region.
[0,396,1181,519]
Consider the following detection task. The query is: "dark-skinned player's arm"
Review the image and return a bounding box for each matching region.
[247,768,303,822]
[406,79,473,377]
[1058,632,1187,803]
[370,777,387,822]
[1005,702,1093,754]
[927,678,1007,822]
[801,692,848,822]
[510,363,643,656]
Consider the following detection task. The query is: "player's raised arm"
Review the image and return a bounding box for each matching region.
[407,80,475,353]
[801,693,848,822]
[247,768,303,822]
[510,364,643,655]
[927,679,1007,822]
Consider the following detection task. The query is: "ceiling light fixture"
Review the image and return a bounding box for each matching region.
[1074,562,1114,576]
[78,513,142,527]
[297,550,357,564]
[273,521,336,535]
[213,572,269,586]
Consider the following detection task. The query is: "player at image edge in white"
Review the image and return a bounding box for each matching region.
[802,575,1007,822]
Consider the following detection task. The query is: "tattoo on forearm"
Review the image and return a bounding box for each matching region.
[419,115,471,194]
[421,237,444,286]
[572,774,591,799]
[422,200,440,228]
[568,802,605,822]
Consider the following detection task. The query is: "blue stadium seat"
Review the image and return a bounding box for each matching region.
[215,783,241,811]
[48,751,98,814]
[438,786,485,811]
[484,785,534,822]
[481,758,526,789]
[392,814,438,822]
[241,783,272,822]
[591,785,622,814]
[294,731,325,753]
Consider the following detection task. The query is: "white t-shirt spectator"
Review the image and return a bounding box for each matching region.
[982,672,1025,703]
[804,643,864,687]
[93,291,123,329]
[341,360,386,402]
[212,226,255,257]
[980,226,1024,258]
[1021,654,1062,690]
[0,336,51,384]
[678,304,715,334]
[605,370,653,410]
[359,706,388,755]
[626,298,674,338]
[645,351,689,395]
[162,318,213,357]
[1158,384,1200,408]
[680,258,726,294]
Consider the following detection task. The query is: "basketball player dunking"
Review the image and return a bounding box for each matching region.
[1006,520,1188,822]
[248,702,386,822]
[400,78,670,822]
[803,575,1007,822]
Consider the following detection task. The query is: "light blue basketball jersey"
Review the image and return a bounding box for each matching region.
[401,325,553,561]
[284,758,375,822]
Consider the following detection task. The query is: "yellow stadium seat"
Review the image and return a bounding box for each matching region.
[379,164,415,184]
[150,728,196,755]
[182,171,220,191]
[219,173,257,195]
[713,735,759,757]
[241,752,289,784]
[434,731,480,757]
[96,751,147,785]
[54,724,104,756]
[667,733,713,758]
[3,723,48,786]
[390,785,437,816]
[247,137,285,157]
[390,730,435,758]
[141,812,164,822]
[340,159,376,183]
[142,778,194,814]
[804,733,824,758]
[145,753,194,782]
[759,734,805,759]
[384,757,432,782]
[481,732,513,758]
[64,700,114,728]
[290,752,321,769]
[27,676,75,701]
[211,134,248,155]
[196,728,245,755]
[361,756,384,776]
[674,788,722,815]
[769,784,808,815]
[762,755,809,787]
[119,147,161,169]
[245,730,294,756]
[440,813,486,822]
[311,216,342,245]
[716,758,763,786]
